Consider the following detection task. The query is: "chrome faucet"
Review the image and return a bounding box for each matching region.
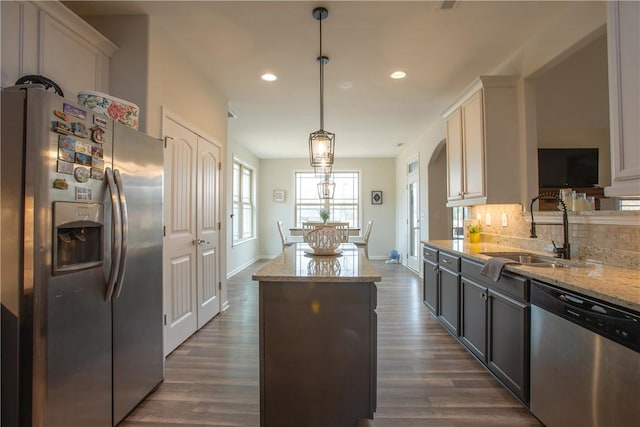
[529,193,571,260]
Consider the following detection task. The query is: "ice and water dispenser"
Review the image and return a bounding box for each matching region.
[53,202,103,274]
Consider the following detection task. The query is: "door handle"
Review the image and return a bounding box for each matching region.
[192,238,210,245]
[104,168,122,301]
[113,169,128,299]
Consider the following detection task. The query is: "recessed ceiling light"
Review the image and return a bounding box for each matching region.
[390,71,406,79]
[261,73,277,82]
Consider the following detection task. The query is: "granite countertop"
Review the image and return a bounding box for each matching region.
[425,240,640,313]
[252,243,382,282]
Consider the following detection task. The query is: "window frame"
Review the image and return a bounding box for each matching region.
[232,158,256,245]
[452,206,470,240]
[294,170,361,228]
[618,199,640,211]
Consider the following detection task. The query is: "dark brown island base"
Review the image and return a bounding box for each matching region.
[252,243,381,427]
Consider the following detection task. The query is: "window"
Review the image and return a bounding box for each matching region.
[232,160,255,243]
[619,199,640,211]
[295,171,360,227]
[452,206,470,240]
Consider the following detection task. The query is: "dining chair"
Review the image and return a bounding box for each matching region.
[350,221,373,258]
[277,221,295,252]
[333,223,349,242]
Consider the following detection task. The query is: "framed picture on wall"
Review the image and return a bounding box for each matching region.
[371,191,383,205]
[273,189,286,202]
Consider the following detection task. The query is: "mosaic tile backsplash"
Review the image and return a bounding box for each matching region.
[469,204,640,270]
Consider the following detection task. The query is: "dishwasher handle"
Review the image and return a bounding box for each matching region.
[558,293,610,316]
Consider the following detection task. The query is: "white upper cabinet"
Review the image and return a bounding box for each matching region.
[1,1,117,98]
[605,1,640,197]
[443,76,520,207]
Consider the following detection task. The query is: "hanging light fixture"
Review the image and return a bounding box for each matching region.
[309,6,335,168]
[314,164,332,178]
[317,173,336,199]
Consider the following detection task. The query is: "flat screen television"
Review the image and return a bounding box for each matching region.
[538,148,599,188]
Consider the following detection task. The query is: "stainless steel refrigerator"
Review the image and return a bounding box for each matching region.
[1,86,164,426]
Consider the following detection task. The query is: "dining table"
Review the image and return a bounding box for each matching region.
[289,226,361,236]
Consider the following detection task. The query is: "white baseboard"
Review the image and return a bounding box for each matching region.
[227,256,262,279]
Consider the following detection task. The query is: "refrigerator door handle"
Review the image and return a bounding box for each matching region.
[113,169,129,298]
[105,167,122,301]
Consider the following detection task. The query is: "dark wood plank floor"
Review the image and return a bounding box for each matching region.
[121,260,541,427]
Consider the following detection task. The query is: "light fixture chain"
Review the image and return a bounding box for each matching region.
[319,14,324,130]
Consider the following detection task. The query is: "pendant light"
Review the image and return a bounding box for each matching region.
[314,164,332,178]
[317,173,336,199]
[309,7,335,168]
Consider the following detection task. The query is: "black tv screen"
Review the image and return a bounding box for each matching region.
[538,148,599,188]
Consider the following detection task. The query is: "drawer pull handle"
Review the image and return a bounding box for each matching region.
[442,259,451,264]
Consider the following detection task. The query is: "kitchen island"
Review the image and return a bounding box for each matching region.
[252,243,381,427]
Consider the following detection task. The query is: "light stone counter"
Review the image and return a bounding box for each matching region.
[252,243,381,282]
[425,240,640,313]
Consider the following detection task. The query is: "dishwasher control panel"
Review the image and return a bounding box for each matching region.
[532,280,639,353]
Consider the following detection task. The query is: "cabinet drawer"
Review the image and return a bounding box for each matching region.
[439,251,460,271]
[423,246,438,261]
[461,258,529,302]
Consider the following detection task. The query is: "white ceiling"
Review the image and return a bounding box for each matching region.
[65,1,572,159]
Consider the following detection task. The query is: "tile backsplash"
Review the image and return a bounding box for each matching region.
[470,204,640,269]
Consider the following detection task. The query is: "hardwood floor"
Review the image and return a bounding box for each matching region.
[121,260,541,427]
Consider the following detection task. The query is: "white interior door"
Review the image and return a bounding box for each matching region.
[163,118,198,355]
[407,159,421,272]
[196,136,221,328]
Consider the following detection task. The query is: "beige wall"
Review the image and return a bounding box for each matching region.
[258,158,396,259]
[427,141,450,241]
[535,34,610,187]
[147,19,227,143]
[83,15,150,132]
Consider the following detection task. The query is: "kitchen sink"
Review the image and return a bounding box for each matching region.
[480,252,591,268]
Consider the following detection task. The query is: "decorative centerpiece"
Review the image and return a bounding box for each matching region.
[467,224,482,243]
[306,226,342,255]
[319,208,330,224]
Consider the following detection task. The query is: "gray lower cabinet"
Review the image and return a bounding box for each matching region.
[424,246,529,403]
[460,277,487,360]
[460,257,530,403]
[487,290,529,402]
[438,253,460,336]
[423,247,438,313]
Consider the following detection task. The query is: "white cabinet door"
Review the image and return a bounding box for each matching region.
[163,118,198,355]
[40,11,105,99]
[196,137,221,328]
[461,90,485,200]
[446,108,464,202]
[444,76,518,207]
[0,2,115,95]
[606,0,640,196]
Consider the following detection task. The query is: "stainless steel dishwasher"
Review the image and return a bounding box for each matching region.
[530,280,640,427]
